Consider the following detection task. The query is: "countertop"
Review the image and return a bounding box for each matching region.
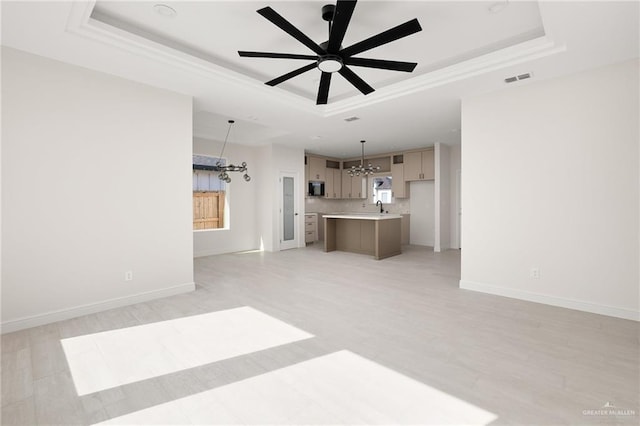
[322,213,402,221]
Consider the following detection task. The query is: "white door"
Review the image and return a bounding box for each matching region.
[280,172,299,250]
[409,180,435,247]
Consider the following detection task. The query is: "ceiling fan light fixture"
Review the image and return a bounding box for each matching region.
[153,4,177,18]
[317,56,343,73]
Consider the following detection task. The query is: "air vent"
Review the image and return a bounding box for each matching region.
[344,116,360,122]
[505,72,532,83]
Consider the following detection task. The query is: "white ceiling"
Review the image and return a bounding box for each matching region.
[91,1,545,100]
[1,1,638,158]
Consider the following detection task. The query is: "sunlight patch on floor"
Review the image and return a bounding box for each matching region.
[61,306,313,395]
[93,350,497,425]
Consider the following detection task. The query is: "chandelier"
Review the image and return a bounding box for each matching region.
[216,120,250,183]
[348,140,380,177]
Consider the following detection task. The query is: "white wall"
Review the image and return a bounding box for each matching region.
[409,181,435,246]
[449,144,462,249]
[1,48,195,332]
[461,59,639,320]
[255,144,275,252]
[435,143,451,252]
[193,137,260,257]
[255,144,306,252]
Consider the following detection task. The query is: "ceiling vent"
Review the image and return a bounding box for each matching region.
[505,72,532,83]
[344,116,361,122]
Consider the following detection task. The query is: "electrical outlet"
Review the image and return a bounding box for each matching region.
[125,271,133,281]
[530,268,540,279]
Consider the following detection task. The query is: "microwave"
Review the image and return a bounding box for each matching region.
[308,181,325,197]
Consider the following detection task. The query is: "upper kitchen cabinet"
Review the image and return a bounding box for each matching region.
[404,149,434,181]
[341,169,365,199]
[308,156,326,181]
[391,155,409,198]
[325,160,341,199]
[365,156,391,173]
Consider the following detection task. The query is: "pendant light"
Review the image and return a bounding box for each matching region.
[348,140,380,176]
[216,120,250,183]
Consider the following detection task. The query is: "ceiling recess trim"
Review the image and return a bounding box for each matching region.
[66,2,565,117]
[323,36,565,116]
[65,1,321,116]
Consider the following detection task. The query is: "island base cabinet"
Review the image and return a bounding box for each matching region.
[376,219,402,259]
[335,220,374,255]
[324,217,401,260]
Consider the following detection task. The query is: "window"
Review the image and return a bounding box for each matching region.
[371,176,393,204]
[193,155,227,230]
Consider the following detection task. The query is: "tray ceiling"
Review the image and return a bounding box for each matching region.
[91,1,545,103]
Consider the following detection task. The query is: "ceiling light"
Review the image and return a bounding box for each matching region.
[317,56,343,73]
[488,1,509,13]
[215,120,250,183]
[153,4,177,18]
[348,141,380,177]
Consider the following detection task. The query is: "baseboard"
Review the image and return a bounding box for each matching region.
[459,280,639,321]
[194,249,225,258]
[194,248,262,258]
[1,282,196,334]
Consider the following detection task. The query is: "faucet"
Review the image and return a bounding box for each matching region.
[376,200,384,214]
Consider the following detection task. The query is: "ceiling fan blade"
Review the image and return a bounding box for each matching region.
[340,18,422,57]
[316,72,332,105]
[257,7,326,56]
[238,51,318,60]
[343,57,417,72]
[327,0,357,54]
[339,66,374,95]
[265,62,317,86]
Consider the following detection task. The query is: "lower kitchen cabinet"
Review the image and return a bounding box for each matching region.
[304,213,318,243]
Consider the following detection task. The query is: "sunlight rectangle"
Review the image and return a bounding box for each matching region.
[94,350,498,425]
[61,306,313,395]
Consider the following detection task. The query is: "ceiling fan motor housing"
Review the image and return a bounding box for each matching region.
[322,4,336,22]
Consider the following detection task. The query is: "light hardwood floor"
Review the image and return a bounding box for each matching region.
[1,244,638,425]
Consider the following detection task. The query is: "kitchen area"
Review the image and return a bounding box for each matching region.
[304,143,461,258]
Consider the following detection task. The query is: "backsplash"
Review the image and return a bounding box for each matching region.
[305,197,410,215]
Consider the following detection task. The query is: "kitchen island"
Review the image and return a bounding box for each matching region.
[323,214,402,260]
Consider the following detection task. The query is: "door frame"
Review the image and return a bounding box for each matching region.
[279,171,299,251]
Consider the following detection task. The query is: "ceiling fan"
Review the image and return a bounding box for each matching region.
[238,1,422,105]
